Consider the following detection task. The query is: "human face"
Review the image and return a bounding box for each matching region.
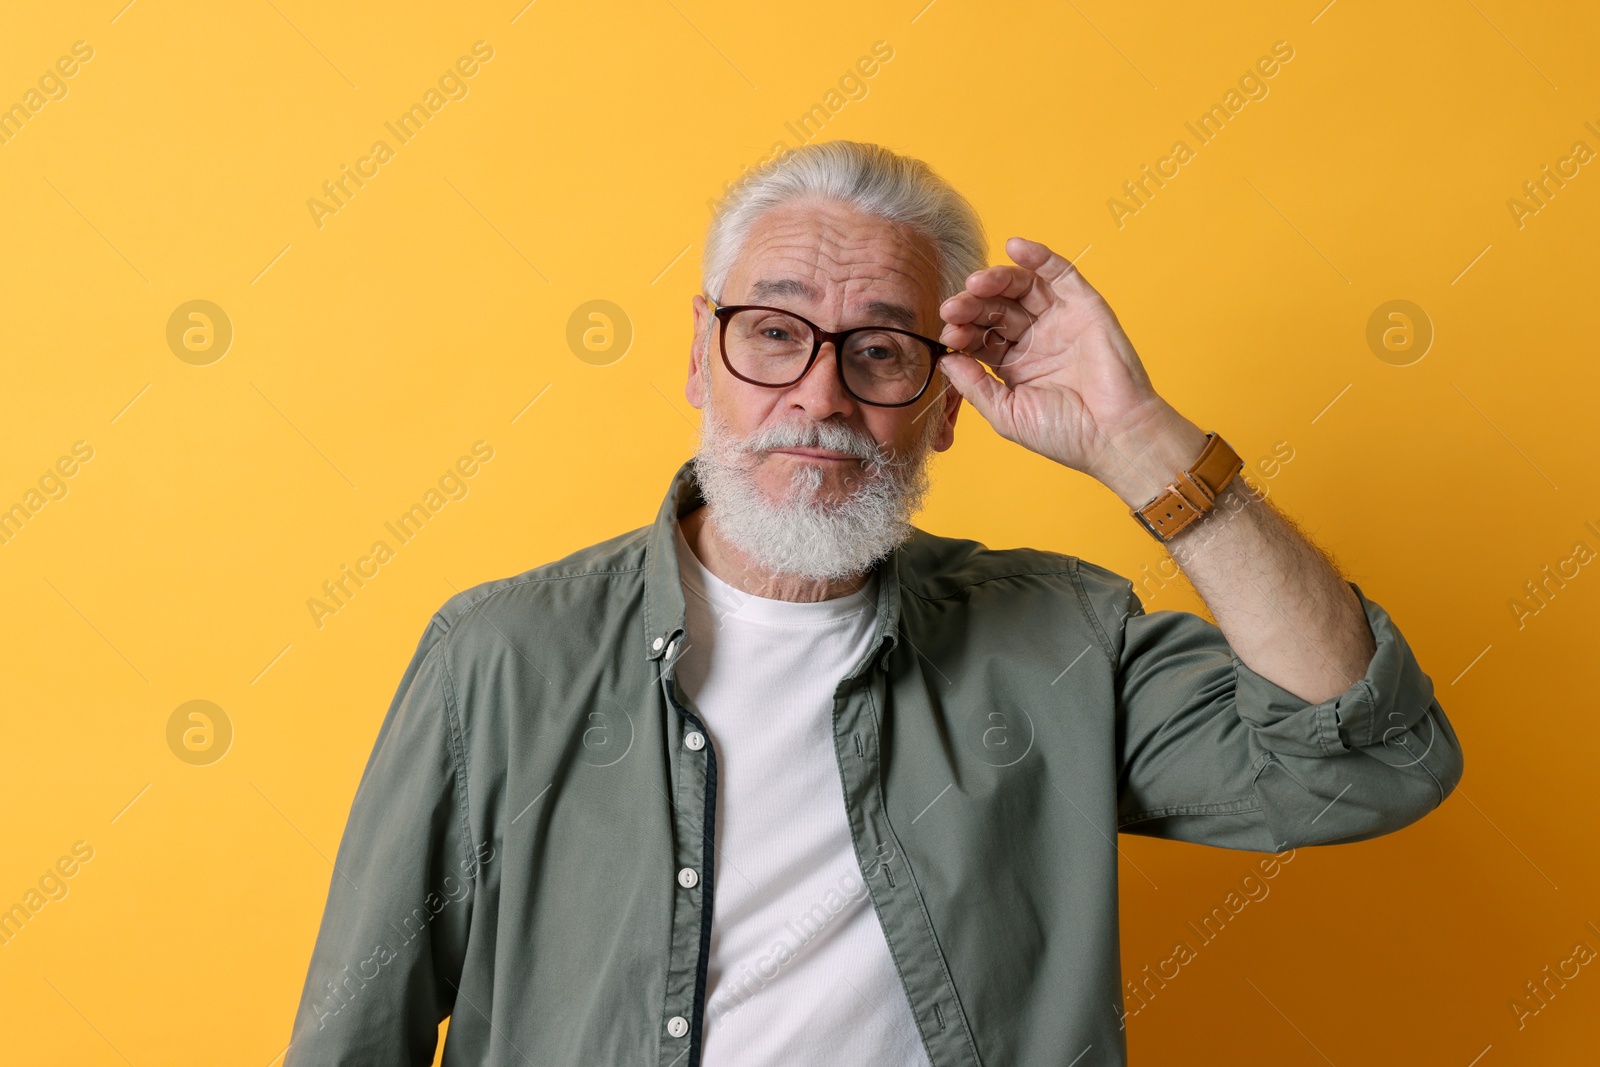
[686,199,963,509]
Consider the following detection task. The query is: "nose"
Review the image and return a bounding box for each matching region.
[783,341,857,422]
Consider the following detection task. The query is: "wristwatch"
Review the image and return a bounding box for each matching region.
[1130,432,1243,543]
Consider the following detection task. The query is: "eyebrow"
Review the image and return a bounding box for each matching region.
[744,278,922,332]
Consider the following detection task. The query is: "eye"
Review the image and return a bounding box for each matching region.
[762,327,793,342]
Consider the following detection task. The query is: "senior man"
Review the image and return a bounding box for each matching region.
[287,140,1462,1066]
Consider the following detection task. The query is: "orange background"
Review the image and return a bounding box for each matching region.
[2,1,1596,1063]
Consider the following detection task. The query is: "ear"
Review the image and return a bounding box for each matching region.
[931,370,963,452]
[686,294,712,410]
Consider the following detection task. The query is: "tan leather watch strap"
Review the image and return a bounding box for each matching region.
[1131,432,1243,542]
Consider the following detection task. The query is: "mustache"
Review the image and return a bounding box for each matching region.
[738,419,888,465]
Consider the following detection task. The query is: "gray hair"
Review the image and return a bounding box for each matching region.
[701,140,988,307]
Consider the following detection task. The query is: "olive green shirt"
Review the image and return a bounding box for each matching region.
[286,458,1463,1066]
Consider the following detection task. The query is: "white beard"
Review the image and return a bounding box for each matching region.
[691,387,944,582]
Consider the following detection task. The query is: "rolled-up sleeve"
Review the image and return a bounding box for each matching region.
[1103,576,1464,851]
[286,614,478,1066]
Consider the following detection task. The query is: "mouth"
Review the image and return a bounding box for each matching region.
[769,447,862,463]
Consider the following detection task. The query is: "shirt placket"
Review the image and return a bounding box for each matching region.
[656,634,719,1067]
[831,639,983,1067]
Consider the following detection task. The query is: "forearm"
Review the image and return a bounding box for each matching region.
[1094,404,1376,704]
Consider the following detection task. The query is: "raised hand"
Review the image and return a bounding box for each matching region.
[936,236,1206,506]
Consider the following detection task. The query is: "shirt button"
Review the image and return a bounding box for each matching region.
[677,867,698,888]
[652,637,664,651]
[666,639,678,658]
[667,1015,689,1038]
[684,730,705,751]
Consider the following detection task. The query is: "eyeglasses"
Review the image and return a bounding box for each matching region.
[708,300,971,408]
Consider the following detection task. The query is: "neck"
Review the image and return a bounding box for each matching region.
[680,504,873,603]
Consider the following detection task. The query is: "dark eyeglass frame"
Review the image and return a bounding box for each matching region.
[709,300,991,408]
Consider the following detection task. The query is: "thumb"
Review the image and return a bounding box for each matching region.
[940,353,1009,430]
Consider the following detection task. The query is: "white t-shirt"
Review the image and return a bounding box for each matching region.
[673,522,932,1067]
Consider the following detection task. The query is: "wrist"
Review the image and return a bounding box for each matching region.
[1092,403,1209,510]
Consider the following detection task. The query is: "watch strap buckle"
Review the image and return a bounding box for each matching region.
[1129,433,1243,543]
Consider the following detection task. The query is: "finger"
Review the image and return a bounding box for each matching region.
[938,291,1034,338]
[938,352,1011,430]
[1004,236,1096,298]
[959,264,1055,319]
[938,321,1017,365]
[962,263,1038,300]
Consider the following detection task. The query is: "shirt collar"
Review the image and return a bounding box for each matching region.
[641,457,903,662]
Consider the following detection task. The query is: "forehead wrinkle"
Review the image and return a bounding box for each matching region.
[746,211,934,284]
[733,207,943,331]
[807,212,943,300]
[749,234,914,278]
[742,241,934,306]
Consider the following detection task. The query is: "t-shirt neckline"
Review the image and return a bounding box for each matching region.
[673,521,878,626]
